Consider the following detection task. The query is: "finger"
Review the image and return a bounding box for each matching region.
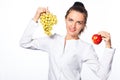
[46,7,50,13]
[98,31,110,38]
[42,8,47,13]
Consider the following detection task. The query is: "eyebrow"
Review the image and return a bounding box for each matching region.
[77,21,84,24]
[68,17,84,23]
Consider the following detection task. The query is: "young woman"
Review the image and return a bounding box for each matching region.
[20,2,115,80]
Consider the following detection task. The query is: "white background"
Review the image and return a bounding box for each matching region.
[0,0,120,80]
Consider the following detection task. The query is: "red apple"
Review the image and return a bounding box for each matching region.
[92,34,102,44]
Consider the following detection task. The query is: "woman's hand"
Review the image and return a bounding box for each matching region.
[33,7,49,22]
[98,31,111,48]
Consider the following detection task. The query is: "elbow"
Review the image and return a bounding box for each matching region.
[19,42,26,49]
[19,39,28,49]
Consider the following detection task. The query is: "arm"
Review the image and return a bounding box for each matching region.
[82,31,115,80]
[19,7,51,52]
[83,45,115,80]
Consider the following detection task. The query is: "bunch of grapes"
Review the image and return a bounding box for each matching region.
[40,12,57,36]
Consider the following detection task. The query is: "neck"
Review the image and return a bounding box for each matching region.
[65,34,79,40]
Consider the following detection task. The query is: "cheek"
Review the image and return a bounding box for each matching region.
[66,20,71,25]
[76,25,84,31]
[76,25,82,30]
[66,21,71,28]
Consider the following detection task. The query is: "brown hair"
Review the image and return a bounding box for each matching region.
[65,2,88,24]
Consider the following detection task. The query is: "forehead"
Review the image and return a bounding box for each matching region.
[67,10,85,21]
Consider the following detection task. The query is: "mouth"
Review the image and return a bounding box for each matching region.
[69,28,76,32]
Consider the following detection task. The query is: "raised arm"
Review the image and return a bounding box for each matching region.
[19,7,51,52]
[82,31,115,80]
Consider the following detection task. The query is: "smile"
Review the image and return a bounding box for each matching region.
[69,29,76,32]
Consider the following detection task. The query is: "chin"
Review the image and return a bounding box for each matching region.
[68,32,78,36]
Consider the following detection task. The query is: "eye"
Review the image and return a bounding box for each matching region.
[68,18,73,21]
[77,21,84,25]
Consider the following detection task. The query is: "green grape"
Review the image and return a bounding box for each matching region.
[40,12,57,36]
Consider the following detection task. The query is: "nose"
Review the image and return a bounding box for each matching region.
[71,22,76,28]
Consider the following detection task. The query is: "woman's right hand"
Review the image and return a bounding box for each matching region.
[33,7,49,22]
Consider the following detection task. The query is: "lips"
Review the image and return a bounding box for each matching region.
[69,28,76,32]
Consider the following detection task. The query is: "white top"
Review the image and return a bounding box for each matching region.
[20,20,115,80]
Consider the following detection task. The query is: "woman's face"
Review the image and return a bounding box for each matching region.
[65,10,85,37]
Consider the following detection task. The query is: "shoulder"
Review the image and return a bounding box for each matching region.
[78,39,96,53]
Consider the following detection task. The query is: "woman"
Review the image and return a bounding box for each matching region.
[20,2,115,80]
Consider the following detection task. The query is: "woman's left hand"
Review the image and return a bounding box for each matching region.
[98,31,111,48]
